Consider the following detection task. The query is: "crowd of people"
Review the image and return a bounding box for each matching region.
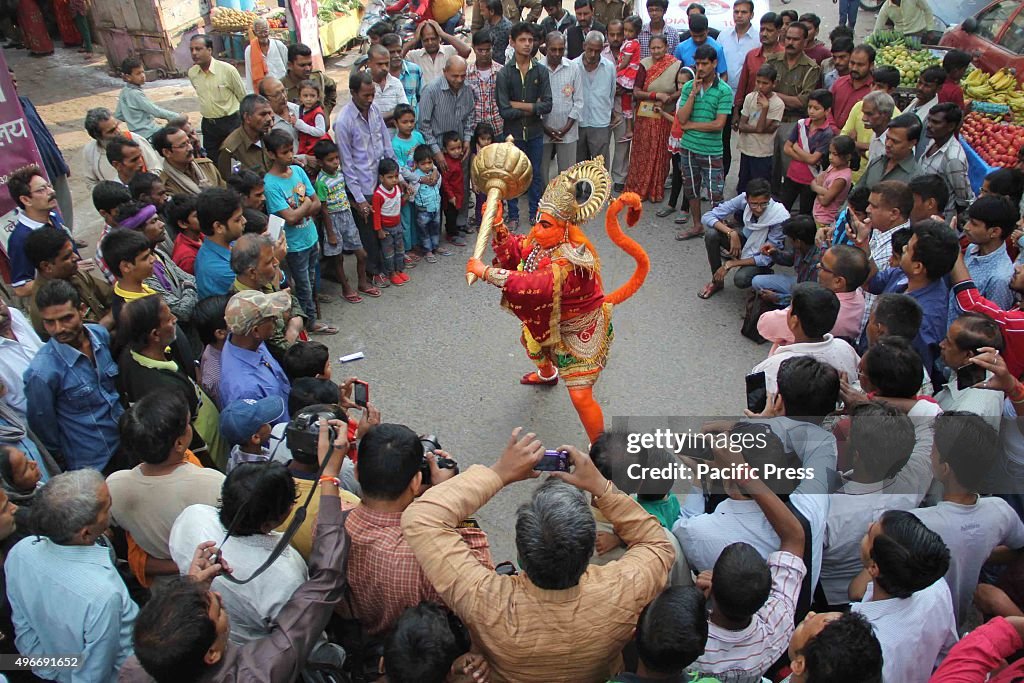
[6,0,1024,681]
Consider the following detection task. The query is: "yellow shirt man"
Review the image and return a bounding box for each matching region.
[188,58,247,119]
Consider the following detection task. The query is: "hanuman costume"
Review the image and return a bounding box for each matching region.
[467,157,650,442]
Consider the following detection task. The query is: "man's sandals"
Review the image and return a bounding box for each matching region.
[310,322,339,335]
[357,285,381,298]
[697,281,724,299]
[521,371,559,386]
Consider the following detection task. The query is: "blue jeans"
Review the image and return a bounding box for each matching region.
[751,273,797,305]
[285,244,318,325]
[416,208,441,252]
[510,136,544,223]
[839,0,858,28]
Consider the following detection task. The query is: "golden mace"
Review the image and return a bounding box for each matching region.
[466,137,533,285]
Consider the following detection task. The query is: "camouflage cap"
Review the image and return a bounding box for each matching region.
[225,289,291,335]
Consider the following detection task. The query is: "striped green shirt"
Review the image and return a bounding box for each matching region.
[680,77,733,157]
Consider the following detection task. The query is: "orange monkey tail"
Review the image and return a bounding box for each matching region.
[604,191,650,306]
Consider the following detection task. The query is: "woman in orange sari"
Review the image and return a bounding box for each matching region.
[623,35,680,202]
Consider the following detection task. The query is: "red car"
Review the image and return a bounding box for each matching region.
[940,0,1024,83]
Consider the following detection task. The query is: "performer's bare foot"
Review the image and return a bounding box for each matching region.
[520,371,559,386]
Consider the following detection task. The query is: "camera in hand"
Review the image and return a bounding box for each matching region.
[420,434,459,485]
[534,450,570,472]
[286,404,344,461]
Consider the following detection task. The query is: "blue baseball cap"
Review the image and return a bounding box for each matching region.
[219,396,286,445]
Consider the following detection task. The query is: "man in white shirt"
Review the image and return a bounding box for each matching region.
[912,412,1024,631]
[905,65,944,156]
[169,463,308,645]
[402,19,471,85]
[850,510,957,683]
[243,17,288,94]
[367,44,409,126]
[861,90,896,164]
[541,32,583,182]
[820,402,930,607]
[751,283,860,394]
[935,314,1005,430]
[0,298,42,418]
[575,31,616,169]
[718,0,759,175]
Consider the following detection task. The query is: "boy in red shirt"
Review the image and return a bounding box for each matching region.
[440,132,466,241]
[373,158,409,286]
[938,50,970,110]
[166,194,203,275]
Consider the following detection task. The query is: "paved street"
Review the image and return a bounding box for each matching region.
[5,0,892,559]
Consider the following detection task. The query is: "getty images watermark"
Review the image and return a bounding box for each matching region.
[623,427,817,484]
[600,416,836,495]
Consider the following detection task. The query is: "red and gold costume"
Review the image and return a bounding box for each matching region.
[467,157,650,442]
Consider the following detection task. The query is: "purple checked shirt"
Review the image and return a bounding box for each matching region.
[333,101,396,204]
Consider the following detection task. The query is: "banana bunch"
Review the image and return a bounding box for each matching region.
[964,68,988,88]
[867,30,904,47]
[965,67,1003,101]
[990,69,1019,92]
[965,67,1024,123]
[210,7,257,31]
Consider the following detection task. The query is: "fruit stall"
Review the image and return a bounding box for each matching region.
[317,0,364,56]
[209,6,293,63]
[868,31,947,109]
[209,0,363,59]
[960,110,1023,192]
[956,66,1024,192]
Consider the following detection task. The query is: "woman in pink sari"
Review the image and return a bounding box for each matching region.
[623,35,681,202]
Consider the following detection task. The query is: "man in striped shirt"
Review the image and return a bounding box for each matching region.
[677,44,733,235]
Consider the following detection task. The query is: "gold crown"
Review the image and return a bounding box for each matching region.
[537,157,612,225]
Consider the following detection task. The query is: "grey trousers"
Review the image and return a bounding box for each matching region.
[609,117,631,184]
[542,140,578,183]
[577,126,611,168]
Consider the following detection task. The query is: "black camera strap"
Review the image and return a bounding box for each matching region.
[216,443,338,585]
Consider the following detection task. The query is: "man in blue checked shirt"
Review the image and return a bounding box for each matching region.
[24,279,124,472]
